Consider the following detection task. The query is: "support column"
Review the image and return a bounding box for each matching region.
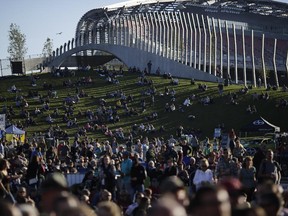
[225,21,230,79]
[207,16,212,74]
[202,15,207,72]
[196,14,202,70]
[233,24,238,84]
[135,14,140,49]
[123,17,126,45]
[107,20,112,44]
[273,38,279,88]
[113,18,117,45]
[105,21,109,44]
[161,12,168,58]
[187,13,193,67]
[130,16,134,47]
[164,12,170,59]
[191,13,197,68]
[170,12,177,61]
[141,13,147,51]
[251,30,256,87]
[134,14,139,49]
[125,16,129,47]
[242,27,247,86]
[120,17,126,46]
[153,13,159,55]
[212,18,217,76]
[218,19,223,78]
[146,13,151,52]
[168,12,174,59]
[156,12,163,56]
[116,18,120,45]
[182,12,189,65]
[149,13,155,53]
[138,13,143,50]
[122,17,126,46]
[102,27,106,44]
[176,12,181,62]
[179,12,185,64]
[261,34,267,89]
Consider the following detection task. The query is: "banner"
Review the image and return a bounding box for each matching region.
[0,114,5,130]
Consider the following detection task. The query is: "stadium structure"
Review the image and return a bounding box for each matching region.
[43,0,288,87]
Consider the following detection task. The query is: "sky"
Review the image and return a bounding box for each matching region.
[0,0,126,60]
[1,0,288,60]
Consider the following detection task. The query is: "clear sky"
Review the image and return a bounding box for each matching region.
[1,0,287,60]
[0,0,125,60]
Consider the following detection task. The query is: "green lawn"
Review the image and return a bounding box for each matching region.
[0,69,287,144]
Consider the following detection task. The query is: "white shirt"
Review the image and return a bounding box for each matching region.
[193,168,214,190]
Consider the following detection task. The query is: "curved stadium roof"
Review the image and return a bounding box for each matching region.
[75,0,288,39]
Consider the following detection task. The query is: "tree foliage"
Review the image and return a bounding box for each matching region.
[7,23,27,60]
[42,37,53,57]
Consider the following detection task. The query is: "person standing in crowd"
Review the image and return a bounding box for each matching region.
[147,60,152,74]
[130,153,147,195]
[258,149,282,184]
[26,155,46,188]
[179,140,192,165]
[15,186,35,205]
[228,129,236,152]
[254,181,285,216]
[99,155,116,199]
[177,163,189,186]
[190,185,231,216]
[131,196,151,216]
[0,159,21,204]
[215,148,239,181]
[193,158,214,191]
[97,200,122,216]
[147,161,163,195]
[152,176,189,215]
[39,172,69,214]
[121,151,133,201]
[146,143,156,163]
[125,192,144,216]
[163,143,178,163]
[232,137,246,162]
[190,135,199,156]
[163,158,178,178]
[239,156,257,202]
[253,145,266,178]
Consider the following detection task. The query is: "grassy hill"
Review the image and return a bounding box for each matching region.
[0,69,287,144]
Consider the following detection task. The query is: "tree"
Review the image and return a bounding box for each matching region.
[7,23,27,60]
[42,37,53,57]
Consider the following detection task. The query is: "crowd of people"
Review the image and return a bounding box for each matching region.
[0,67,288,216]
[0,127,287,216]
